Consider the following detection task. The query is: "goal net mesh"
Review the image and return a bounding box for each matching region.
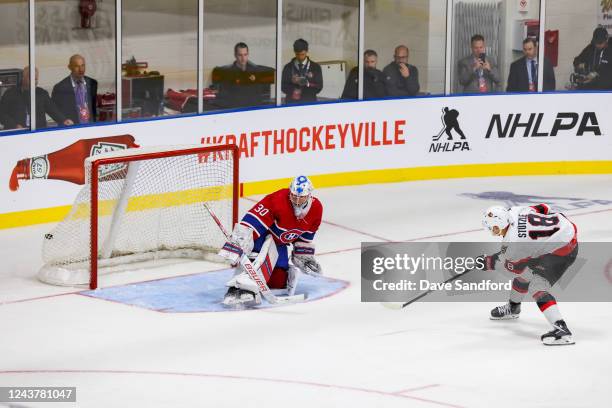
[39,145,236,287]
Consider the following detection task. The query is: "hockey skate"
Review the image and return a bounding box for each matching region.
[222,270,262,307]
[490,302,521,320]
[222,287,261,307]
[541,320,575,346]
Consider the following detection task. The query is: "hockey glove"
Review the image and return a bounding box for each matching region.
[218,223,254,264]
[292,242,322,276]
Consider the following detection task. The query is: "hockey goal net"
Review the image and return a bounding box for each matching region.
[39,144,238,289]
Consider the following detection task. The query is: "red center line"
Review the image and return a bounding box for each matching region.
[0,290,83,306]
[241,196,395,242]
[0,369,467,408]
[317,228,483,257]
[322,219,395,242]
[394,384,441,394]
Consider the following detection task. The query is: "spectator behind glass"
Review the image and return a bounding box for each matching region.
[52,54,98,125]
[341,49,387,100]
[213,42,272,109]
[457,34,500,93]
[281,38,323,104]
[382,45,420,97]
[573,27,612,90]
[0,66,72,130]
[507,38,556,92]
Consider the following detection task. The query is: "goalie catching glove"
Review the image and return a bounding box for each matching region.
[291,242,322,276]
[218,223,254,264]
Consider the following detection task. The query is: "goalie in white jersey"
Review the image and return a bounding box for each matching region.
[480,203,578,345]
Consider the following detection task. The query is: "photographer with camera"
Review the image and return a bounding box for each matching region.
[572,27,612,90]
[281,39,323,104]
[457,34,500,94]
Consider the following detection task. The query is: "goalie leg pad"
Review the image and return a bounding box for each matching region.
[264,242,291,289]
[226,265,262,293]
[251,234,279,280]
[286,265,300,296]
[268,267,289,289]
[224,234,284,292]
[233,271,261,293]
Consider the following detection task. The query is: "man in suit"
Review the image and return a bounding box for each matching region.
[382,45,420,97]
[0,66,72,130]
[457,34,501,94]
[507,38,556,92]
[341,49,387,100]
[281,39,323,104]
[52,54,98,124]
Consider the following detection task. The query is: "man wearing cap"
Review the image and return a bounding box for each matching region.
[281,38,323,104]
[573,27,612,90]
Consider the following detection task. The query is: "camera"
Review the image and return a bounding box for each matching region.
[569,64,590,89]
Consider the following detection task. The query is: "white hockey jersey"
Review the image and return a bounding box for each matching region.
[498,203,577,274]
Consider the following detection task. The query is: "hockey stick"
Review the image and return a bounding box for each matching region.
[381,268,477,310]
[202,203,305,305]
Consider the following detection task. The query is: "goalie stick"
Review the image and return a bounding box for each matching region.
[203,203,305,305]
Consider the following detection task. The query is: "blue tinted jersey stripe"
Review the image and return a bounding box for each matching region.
[241,213,268,237]
[269,222,285,239]
[301,231,316,242]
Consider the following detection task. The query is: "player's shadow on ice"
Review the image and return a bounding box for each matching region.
[488,319,544,340]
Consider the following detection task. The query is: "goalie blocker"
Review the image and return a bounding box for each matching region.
[218,175,323,306]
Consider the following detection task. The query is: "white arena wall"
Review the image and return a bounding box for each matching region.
[1,92,611,229]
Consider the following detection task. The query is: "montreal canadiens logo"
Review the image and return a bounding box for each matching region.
[280,229,303,243]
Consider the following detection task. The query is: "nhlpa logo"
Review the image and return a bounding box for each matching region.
[430,107,470,153]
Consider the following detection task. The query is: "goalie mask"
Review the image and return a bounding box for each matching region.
[482,206,510,236]
[289,175,313,218]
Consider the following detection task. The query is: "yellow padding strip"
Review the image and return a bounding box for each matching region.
[241,161,612,196]
[1,161,611,229]
[0,185,233,228]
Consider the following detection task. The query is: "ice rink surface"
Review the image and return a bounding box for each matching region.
[1,175,611,408]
